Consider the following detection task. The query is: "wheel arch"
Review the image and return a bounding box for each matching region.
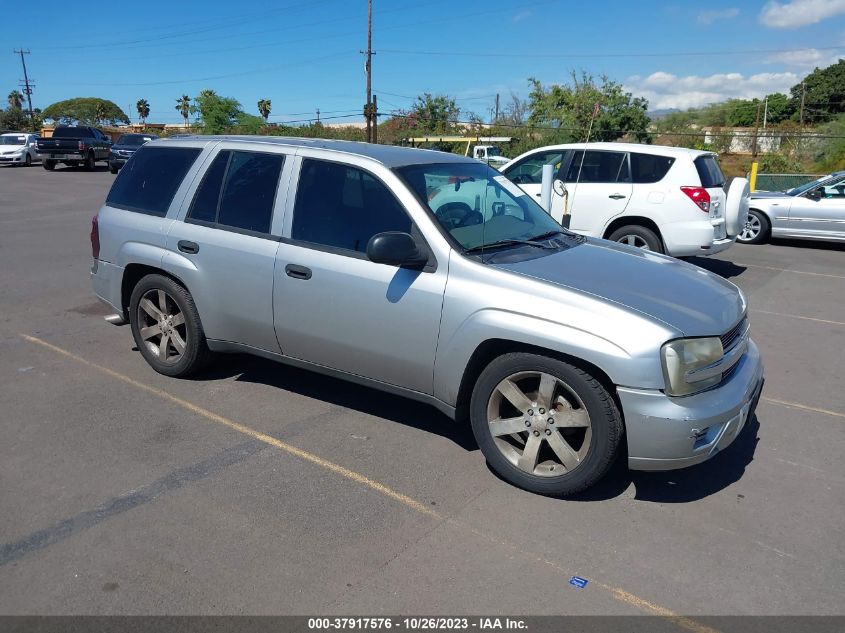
[121,264,190,319]
[602,215,664,248]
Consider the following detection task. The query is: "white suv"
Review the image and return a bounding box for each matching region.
[501,142,747,257]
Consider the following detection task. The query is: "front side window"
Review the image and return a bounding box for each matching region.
[186,150,283,234]
[504,150,565,184]
[565,150,629,183]
[398,162,564,251]
[291,159,411,253]
[106,146,202,216]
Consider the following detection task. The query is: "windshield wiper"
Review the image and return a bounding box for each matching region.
[464,238,556,254]
[527,230,567,241]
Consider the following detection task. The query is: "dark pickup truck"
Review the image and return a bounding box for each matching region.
[36,126,112,171]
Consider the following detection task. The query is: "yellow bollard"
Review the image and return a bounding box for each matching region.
[749,162,759,192]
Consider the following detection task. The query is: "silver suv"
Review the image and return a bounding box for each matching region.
[91,136,764,496]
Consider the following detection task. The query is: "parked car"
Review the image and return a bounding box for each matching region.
[108,133,159,173]
[739,170,845,244]
[0,132,40,167]
[500,142,749,257]
[91,137,763,496]
[36,126,112,171]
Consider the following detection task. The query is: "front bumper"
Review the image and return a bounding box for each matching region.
[621,339,764,471]
[0,154,25,163]
[109,157,128,167]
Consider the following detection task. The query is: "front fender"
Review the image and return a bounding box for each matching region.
[433,308,664,407]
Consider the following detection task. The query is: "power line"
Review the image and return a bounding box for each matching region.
[378,45,844,59]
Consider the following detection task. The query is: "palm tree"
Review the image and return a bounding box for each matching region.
[136,99,150,126]
[176,95,191,127]
[8,90,24,109]
[257,99,272,122]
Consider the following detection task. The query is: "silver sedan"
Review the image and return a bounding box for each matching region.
[739,170,845,244]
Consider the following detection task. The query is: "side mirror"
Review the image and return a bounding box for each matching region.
[366,232,428,267]
[553,179,567,197]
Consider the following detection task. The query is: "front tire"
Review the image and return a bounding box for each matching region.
[109,163,119,174]
[470,353,623,496]
[129,274,211,377]
[83,151,95,171]
[737,209,770,244]
[608,225,663,253]
[24,154,32,167]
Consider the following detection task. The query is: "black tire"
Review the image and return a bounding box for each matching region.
[470,353,623,497]
[128,274,211,377]
[608,225,663,253]
[42,159,56,171]
[736,209,770,245]
[24,154,32,167]
[109,163,119,174]
[83,151,95,171]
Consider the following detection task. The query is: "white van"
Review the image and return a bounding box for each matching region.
[500,142,748,257]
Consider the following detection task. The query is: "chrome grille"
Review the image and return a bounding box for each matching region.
[720,317,748,351]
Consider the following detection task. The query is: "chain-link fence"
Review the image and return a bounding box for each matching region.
[754,173,823,192]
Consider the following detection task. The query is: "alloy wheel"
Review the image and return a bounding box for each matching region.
[136,289,187,365]
[617,234,650,249]
[486,371,592,477]
[739,214,761,242]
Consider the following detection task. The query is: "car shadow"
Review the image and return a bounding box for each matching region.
[568,410,761,503]
[186,353,480,452]
[770,237,845,252]
[684,256,747,279]
[44,164,111,173]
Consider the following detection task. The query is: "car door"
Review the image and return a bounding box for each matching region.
[165,147,290,353]
[788,176,845,238]
[501,149,567,207]
[565,149,633,236]
[273,156,447,394]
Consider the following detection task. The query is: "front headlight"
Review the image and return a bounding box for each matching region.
[661,337,724,396]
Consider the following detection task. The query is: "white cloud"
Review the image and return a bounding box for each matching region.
[766,47,844,70]
[697,7,740,24]
[760,0,845,28]
[512,10,532,23]
[624,71,800,109]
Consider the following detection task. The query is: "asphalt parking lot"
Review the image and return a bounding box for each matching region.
[1,163,843,620]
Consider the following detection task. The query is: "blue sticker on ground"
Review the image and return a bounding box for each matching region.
[570,576,588,588]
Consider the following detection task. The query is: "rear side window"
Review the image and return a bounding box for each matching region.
[291,159,411,254]
[186,150,283,234]
[630,153,675,183]
[565,151,629,183]
[106,146,201,216]
[694,155,726,188]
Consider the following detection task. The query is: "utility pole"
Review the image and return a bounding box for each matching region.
[751,101,761,159]
[372,94,378,144]
[14,49,35,130]
[799,80,806,126]
[316,108,320,124]
[762,95,768,131]
[361,0,375,142]
[494,93,500,125]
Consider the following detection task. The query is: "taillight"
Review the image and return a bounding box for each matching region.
[680,186,711,213]
[91,215,100,260]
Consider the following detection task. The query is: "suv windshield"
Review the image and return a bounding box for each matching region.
[0,136,26,145]
[116,134,155,146]
[396,162,565,251]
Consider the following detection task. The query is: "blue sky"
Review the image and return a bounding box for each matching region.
[2,0,843,125]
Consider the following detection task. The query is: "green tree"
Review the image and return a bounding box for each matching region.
[813,113,845,171]
[527,72,651,143]
[0,107,29,130]
[192,90,241,134]
[790,60,845,123]
[136,98,150,126]
[176,95,191,127]
[8,90,24,109]
[762,93,794,125]
[42,98,129,126]
[408,93,460,133]
[257,98,272,122]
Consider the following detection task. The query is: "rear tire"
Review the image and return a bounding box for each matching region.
[608,225,663,253]
[109,164,119,174]
[42,159,55,171]
[129,274,211,377]
[83,151,95,171]
[737,209,770,244]
[470,353,623,497]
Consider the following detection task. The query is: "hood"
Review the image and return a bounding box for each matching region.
[493,238,744,337]
[751,190,791,199]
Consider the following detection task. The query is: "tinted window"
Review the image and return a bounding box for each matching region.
[694,155,726,188]
[217,151,283,233]
[106,146,201,216]
[117,134,156,146]
[52,127,91,138]
[187,151,230,223]
[504,150,565,184]
[630,153,675,183]
[565,151,628,183]
[292,159,411,253]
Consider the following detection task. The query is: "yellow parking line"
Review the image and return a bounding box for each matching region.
[761,396,845,419]
[21,333,717,632]
[751,309,845,327]
[738,263,845,280]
